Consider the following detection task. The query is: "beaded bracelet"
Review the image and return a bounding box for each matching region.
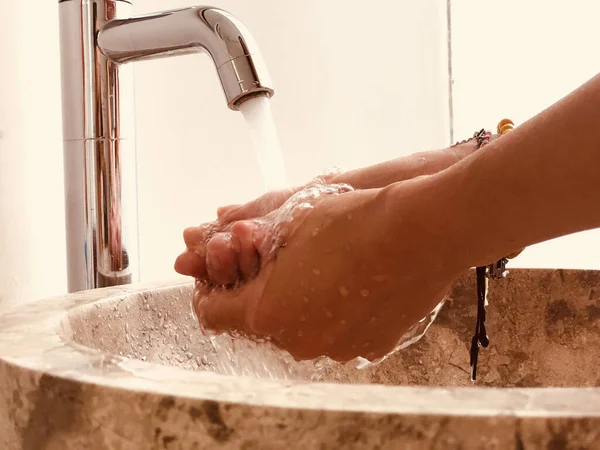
[458,119,523,381]
[469,128,493,381]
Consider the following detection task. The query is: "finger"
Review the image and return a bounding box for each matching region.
[218,196,270,222]
[231,221,260,280]
[174,250,208,278]
[219,188,299,223]
[206,233,239,286]
[194,281,259,334]
[217,205,242,220]
[183,224,214,251]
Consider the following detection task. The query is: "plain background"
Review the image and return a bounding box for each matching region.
[0,0,598,309]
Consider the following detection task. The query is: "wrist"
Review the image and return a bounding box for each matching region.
[375,173,474,277]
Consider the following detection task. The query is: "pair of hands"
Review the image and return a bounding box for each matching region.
[174,139,490,362]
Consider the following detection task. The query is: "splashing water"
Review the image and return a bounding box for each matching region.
[239,95,289,191]
[193,179,446,380]
[189,96,446,380]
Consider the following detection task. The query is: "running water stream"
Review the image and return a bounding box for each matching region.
[238,95,289,191]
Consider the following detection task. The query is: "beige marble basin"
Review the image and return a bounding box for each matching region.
[2,269,600,449]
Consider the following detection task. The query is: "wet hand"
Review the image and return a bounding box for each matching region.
[190,179,467,362]
[175,139,494,287]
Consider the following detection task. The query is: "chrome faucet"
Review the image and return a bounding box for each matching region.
[58,1,274,292]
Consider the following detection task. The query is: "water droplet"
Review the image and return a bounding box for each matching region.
[312,268,321,276]
[300,315,307,322]
[302,296,310,304]
[360,289,370,297]
[312,228,319,237]
[370,316,377,324]
[372,274,386,283]
[297,330,304,337]
[326,336,335,344]
[339,286,349,297]
[324,310,333,319]
[340,319,347,326]
[366,352,375,360]
[347,213,353,220]
[362,342,370,348]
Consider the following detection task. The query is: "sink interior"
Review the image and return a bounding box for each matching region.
[65,269,600,387]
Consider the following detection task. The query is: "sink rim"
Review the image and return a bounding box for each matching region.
[2,270,600,420]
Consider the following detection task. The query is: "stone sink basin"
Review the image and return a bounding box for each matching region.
[2,269,600,449]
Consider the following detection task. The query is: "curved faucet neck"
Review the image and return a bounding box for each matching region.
[58,0,274,292]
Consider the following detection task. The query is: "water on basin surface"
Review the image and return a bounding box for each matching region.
[64,282,442,383]
[64,270,600,388]
[239,95,288,191]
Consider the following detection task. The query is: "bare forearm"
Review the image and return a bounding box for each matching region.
[329,141,478,190]
[427,73,600,268]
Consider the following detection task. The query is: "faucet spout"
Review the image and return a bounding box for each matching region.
[98,7,273,110]
[58,0,274,292]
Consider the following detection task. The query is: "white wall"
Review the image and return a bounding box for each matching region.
[0,1,450,308]
[451,0,600,269]
[3,0,600,311]
[3,1,600,311]
[0,2,66,310]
